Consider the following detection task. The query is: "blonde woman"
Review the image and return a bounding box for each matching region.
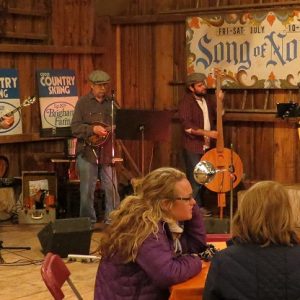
[203,181,300,300]
[94,167,207,300]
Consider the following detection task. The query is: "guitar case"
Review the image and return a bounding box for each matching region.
[0,156,16,220]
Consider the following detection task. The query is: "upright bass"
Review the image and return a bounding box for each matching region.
[201,69,243,218]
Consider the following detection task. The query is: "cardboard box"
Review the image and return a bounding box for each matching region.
[19,171,57,224]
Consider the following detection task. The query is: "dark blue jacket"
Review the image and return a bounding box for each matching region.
[204,242,300,300]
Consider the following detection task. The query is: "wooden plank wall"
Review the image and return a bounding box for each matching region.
[113,0,300,184]
[0,0,299,187]
[0,0,109,177]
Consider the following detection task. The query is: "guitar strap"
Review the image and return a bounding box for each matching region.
[92,148,99,165]
[91,144,105,166]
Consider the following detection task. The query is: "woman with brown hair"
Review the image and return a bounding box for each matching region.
[203,181,300,300]
[94,167,207,300]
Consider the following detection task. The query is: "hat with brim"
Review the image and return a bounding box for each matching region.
[186,73,206,87]
[88,70,111,84]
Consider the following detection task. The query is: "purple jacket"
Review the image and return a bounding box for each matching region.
[94,205,206,300]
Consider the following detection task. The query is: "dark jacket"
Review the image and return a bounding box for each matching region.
[203,242,300,300]
[94,205,207,300]
[71,92,117,164]
[178,92,217,154]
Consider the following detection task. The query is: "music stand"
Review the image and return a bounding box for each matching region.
[116,109,172,176]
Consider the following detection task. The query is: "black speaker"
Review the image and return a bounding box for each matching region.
[38,217,92,258]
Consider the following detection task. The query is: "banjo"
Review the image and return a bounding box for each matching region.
[0,96,36,122]
[86,122,115,147]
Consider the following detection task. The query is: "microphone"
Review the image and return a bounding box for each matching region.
[111,89,120,108]
[111,89,115,100]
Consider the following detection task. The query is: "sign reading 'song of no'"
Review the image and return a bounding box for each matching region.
[186,10,300,89]
[37,69,78,129]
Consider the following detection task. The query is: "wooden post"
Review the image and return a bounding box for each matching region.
[116,25,122,106]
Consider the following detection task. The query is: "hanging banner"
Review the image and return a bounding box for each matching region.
[0,69,23,135]
[37,69,77,134]
[186,9,300,89]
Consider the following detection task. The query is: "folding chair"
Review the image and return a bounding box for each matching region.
[41,252,83,300]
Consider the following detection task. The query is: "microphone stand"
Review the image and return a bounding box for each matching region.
[139,124,145,177]
[110,90,123,209]
[110,89,116,209]
[228,143,235,234]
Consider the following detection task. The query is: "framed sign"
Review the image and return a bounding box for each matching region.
[186,9,300,89]
[37,69,77,130]
[0,69,23,135]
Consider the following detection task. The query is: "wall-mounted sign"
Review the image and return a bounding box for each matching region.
[0,69,23,135]
[186,9,300,89]
[37,69,77,130]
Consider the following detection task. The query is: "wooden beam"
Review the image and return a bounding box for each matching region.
[111,2,300,25]
[0,44,105,54]
[224,112,277,122]
[7,8,49,17]
[0,133,64,145]
[111,14,185,25]
[160,1,300,15]
[224,111,300,123]
[3,31,48,40]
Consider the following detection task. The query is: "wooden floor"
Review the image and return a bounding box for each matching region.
[0,222,102,300]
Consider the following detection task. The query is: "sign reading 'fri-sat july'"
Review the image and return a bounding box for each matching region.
[186,9,300,89]
[37,69,78,129]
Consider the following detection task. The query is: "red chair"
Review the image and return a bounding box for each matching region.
[41,252,83,300]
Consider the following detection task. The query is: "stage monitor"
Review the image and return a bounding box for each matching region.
[38,217,92,258]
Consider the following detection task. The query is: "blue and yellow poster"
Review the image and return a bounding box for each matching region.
[37,69,78,129]
[0,69,23,135]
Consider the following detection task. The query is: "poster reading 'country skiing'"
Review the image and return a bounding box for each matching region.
[0,69,23,135]
[37,69,78,130]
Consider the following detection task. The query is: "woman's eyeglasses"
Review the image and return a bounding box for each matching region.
[175,195,194,202]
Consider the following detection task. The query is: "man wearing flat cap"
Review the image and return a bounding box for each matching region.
[71,69,120,225]
[178,73,222,217]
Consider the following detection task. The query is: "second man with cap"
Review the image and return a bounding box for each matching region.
[178,73,220,217]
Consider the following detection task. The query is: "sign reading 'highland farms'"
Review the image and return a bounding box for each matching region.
[37,69,78,129]
[186,10,300,89]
